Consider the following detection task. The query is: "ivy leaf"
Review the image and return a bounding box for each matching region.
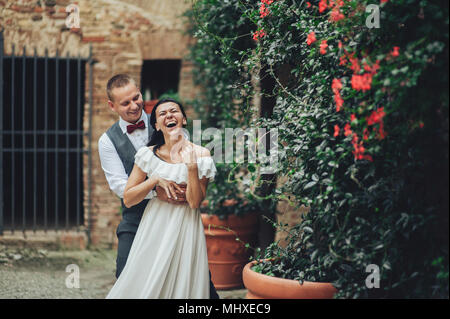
[304,181,317,189]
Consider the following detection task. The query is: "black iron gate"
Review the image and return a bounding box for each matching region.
[0,30,93,240]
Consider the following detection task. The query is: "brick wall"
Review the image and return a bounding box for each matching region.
[0,0,197,247]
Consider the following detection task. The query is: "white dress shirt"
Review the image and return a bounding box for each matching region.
[98,111,153,199]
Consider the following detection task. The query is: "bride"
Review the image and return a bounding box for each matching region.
[106,98,216,299]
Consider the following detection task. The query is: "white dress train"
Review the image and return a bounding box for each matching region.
[106,146,216,299]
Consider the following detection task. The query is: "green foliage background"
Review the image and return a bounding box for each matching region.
[185,0,449,298]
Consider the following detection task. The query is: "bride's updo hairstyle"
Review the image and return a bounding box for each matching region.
[147,98,188,154]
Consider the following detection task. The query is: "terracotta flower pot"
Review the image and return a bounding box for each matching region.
[243,260,337,299]
[201,213,258,290]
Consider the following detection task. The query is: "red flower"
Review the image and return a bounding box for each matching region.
[351,132,359,145]
[339,55,347,66]
[349,56,361,73]
[320,40,328,55]
[334,125,340,137]
[363,60,380,74]
[253,29,266,41]
[391,46,400,57]
[351,73,373,91]
[330,7,345,22]
[319,0,327,13]
[363,128,369,140]
[335,94,344,111]
[307,2,311,8]
[350,113,357,122]
[366,107,386,125]
[332,78,342,92]
[260,3,269,18]
[344,123,352,136]
[307,32,316,45]
[352,140,373,162]
[332,78,344,111]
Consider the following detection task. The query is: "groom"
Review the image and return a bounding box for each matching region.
[98,74,219,299]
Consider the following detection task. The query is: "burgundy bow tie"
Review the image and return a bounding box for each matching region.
[126,120,145,134]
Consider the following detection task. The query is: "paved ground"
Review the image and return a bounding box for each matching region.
[0,245,247,299]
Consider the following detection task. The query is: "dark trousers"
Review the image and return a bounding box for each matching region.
[116,231,219,299]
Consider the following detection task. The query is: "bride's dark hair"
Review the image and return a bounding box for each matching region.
[147,98,188,154]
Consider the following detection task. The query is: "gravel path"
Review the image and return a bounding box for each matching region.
[0,246,116,299]
[0,245,247,299]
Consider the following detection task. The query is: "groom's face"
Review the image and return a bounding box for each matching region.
[108,82,144,124]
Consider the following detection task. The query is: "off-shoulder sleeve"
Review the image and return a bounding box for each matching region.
[197,156,217,182]
[134,146,153,174]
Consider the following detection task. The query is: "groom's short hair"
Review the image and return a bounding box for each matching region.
[106,74,137,102]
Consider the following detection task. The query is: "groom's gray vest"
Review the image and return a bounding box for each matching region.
[106,113,154,235]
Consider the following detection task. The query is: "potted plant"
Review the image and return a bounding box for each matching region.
[201,163,263,290]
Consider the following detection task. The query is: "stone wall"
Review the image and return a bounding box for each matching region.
[0,0,197,247]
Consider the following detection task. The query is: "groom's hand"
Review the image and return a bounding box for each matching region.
[155,183,187,205]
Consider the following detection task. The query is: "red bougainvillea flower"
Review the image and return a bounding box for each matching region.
[332,78,342,93]
[319,0,327,13]
[320,40,328,55]
[350,113,357,122]
[253,29,266,41]
[349,55,361,73]
[332,78,344,111]
[363,128,369,140]
[344,123,352,136]
[366,107,386,125]
[330,7,345,22]
[307,32,316,45]
[339,55,347,66]
[380,0,389,4]
[334,125,340,137]
[351,73,373,91]
[262,0,274,4]
[307,1,311,8]
[352,136,373,161]
[363,60,380,74]
[335,93,344,111]
[391,46,400,57]
[259,3,269,18]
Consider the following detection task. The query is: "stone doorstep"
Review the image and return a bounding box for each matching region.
[0,229,88,250]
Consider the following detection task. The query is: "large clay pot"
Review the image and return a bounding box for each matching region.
[243,260,337,299]
[201,213,258,290]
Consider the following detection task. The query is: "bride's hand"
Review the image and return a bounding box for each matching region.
[155,176,184,200]
[180,143,197,168]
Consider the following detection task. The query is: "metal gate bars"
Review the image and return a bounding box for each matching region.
[0,30,93,241]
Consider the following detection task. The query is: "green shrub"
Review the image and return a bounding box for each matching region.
[186,0,449,297]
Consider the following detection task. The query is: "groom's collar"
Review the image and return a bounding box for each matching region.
[118,111,148,134]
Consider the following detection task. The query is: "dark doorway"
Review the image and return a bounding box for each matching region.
[140,59,181,101]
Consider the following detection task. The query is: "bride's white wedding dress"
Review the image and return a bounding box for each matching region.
[106,146,216,299]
